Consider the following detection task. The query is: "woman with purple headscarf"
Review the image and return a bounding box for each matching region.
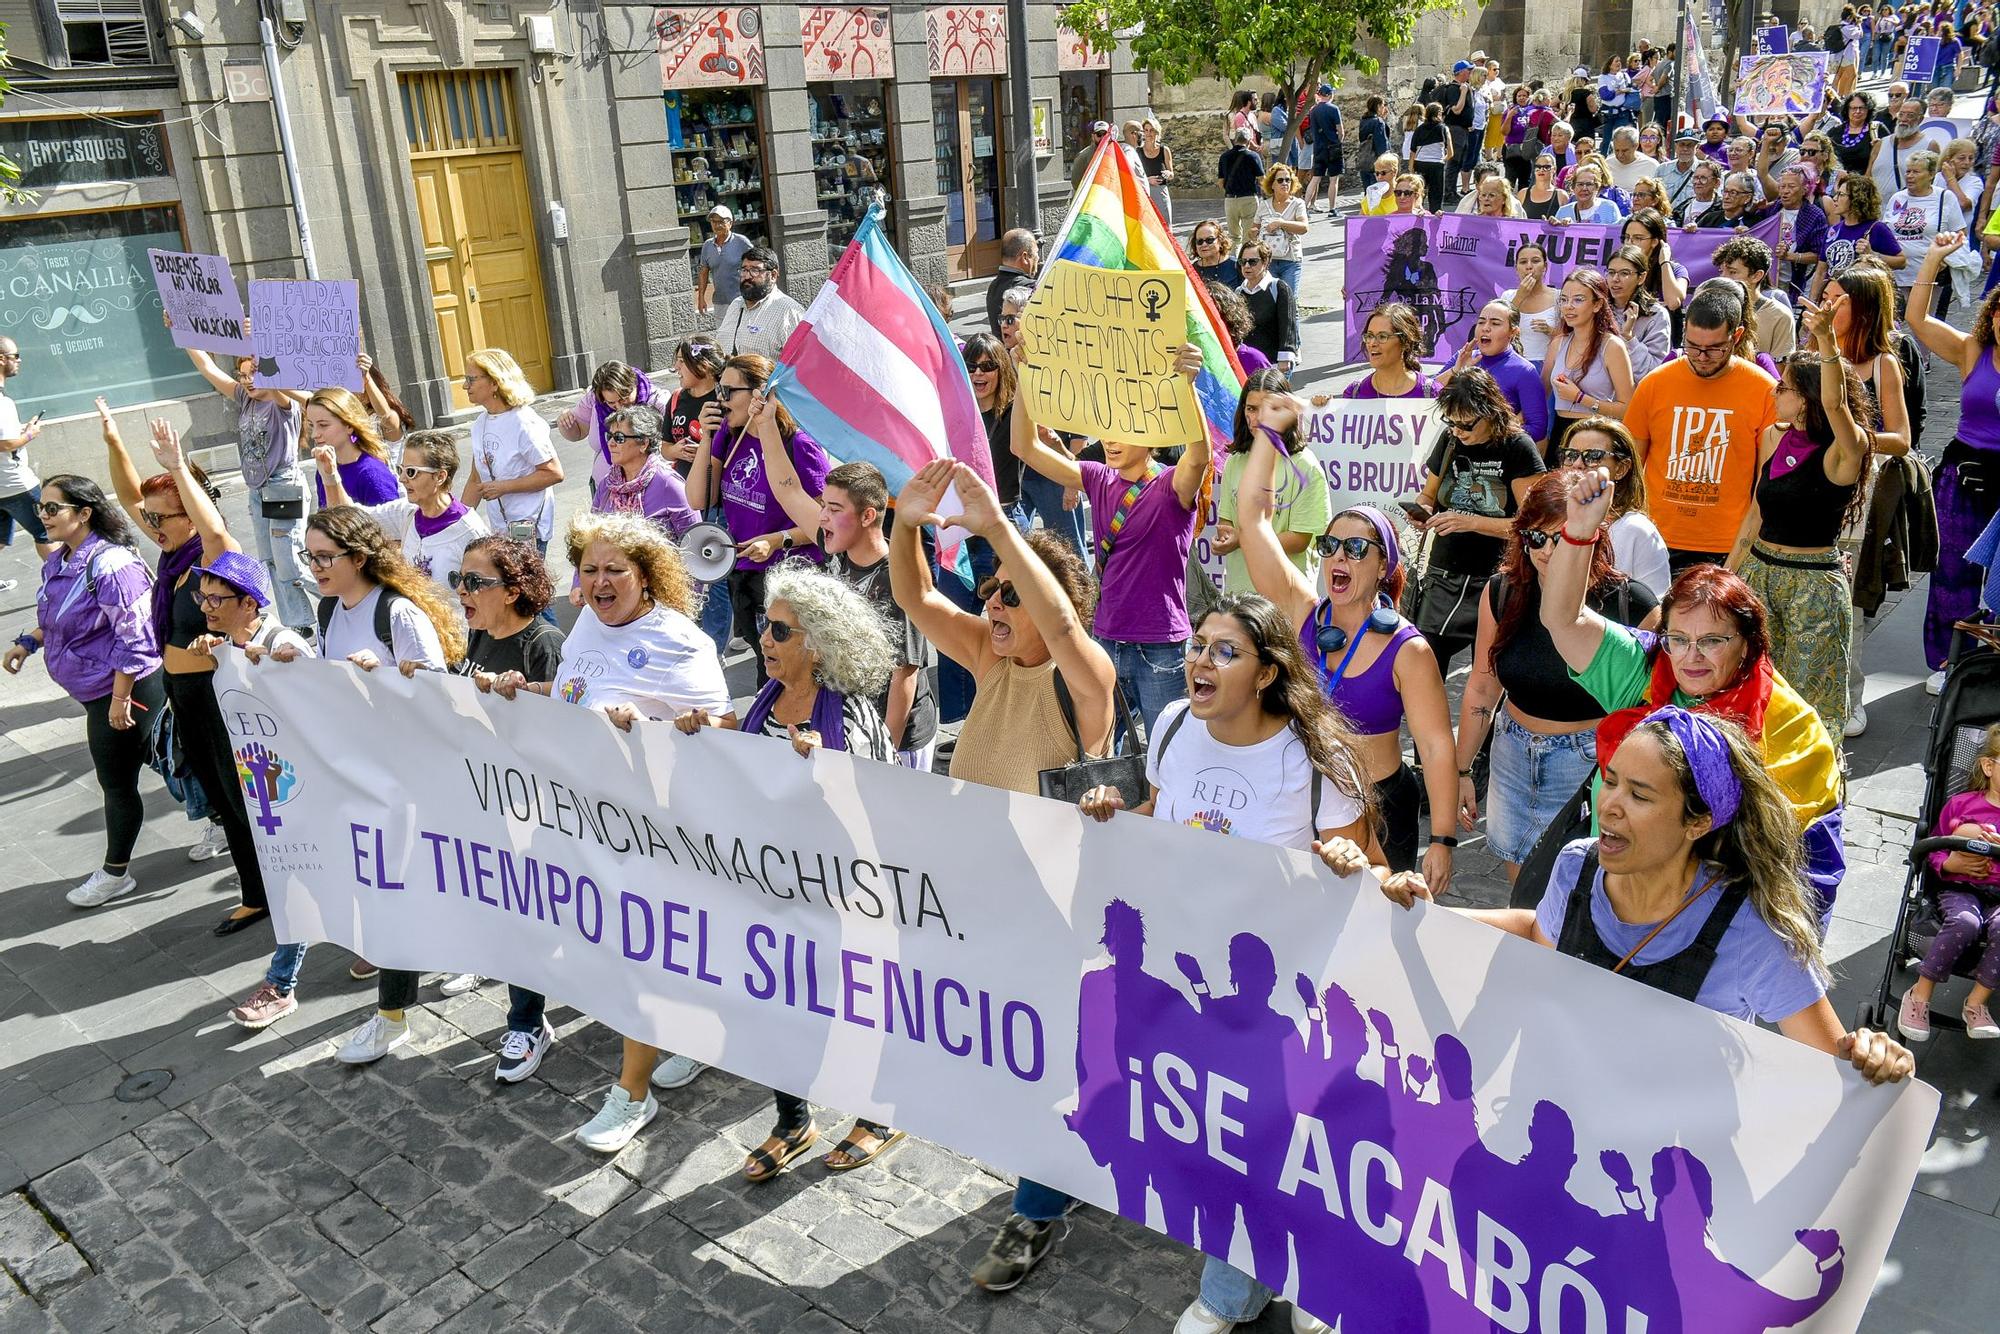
[556,359,672,491]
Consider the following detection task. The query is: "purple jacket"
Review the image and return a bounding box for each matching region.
[37,535,160,702]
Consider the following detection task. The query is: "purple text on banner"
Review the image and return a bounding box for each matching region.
[247,279,363,393]
[148,250,253,358]
[1902,35,1940,84]
[1343,213,1786,366]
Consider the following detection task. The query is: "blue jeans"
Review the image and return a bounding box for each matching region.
[1012,1178,1072,1222]
[1017,469,1090,566]
[698,578,733,654]
[1200,1255,1274,1323]
[249,482,313,630]
[0,484,48,547]
[266,943,308,994]
[1097,635,1188,740]
[1485,711,1599,865]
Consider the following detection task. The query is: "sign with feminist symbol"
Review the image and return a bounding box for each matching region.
[1018,259,1203,446]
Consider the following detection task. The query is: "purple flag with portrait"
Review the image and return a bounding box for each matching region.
[1343,213,1787,366]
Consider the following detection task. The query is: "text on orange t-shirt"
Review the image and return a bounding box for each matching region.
[1626,359,1777,554]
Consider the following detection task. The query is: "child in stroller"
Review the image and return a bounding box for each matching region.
[1899,720,2000,1042]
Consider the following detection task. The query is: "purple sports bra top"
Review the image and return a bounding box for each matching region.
[1961,349,2000,452]
[1300,612,1421,736]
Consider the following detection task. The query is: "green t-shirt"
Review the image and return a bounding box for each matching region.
[1572,621,1672,713]
[1217,447,1331,595]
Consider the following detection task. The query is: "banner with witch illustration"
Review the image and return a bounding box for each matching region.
[1343,213,1786,366]
[220,655,1937,1333]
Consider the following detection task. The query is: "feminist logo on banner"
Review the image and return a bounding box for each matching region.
[1018,260,1203,447]
[247,278,363,392]
[225,654,1937,1333]
[1343,214,1786,366]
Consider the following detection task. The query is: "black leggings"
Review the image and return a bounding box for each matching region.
[1416,161,1447,214]
[1374,762,1422,873]
[164,669,268,910]
[728,567,769,686]
[82,670,166,870]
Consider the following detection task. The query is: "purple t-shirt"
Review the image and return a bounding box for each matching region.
[1343,372,1437,400]
[1079,459,1197,643]
[1817,219,1901,281]
[1236,344,1273,374]
[316,453,401,509]
[715,423,832,569]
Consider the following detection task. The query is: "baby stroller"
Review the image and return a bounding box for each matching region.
[1857,623,2000,1037]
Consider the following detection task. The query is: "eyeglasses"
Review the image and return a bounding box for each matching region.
[975,577,1020,608]
[717,384,752,399]
[194,590,248,610]
[448,570,505,593]
[304,548,351,570]
[1394,188,1419,197]
[1196,235,1221,246]
[1444,416,1483,433]
[999,314,1022,326]
[140,509,186,528]
[1185,639,1248,666]
[1801,146,1824,155]
[461,372,488,386]
[1659,631,1740,658]
[604,432,655,445]
[1314,534,1385,560]
[967,361,1000,374]
[35,501,75,518]
[739,265,775,279]
[1535,162,1554,170]
[1520,529,1565,550]
[1683,337,1734,358]
[1373,171,1392,180]
[398,464,440,479]
[756,614,800,643]
[1361,330,1396,343]
[1560,448,1619,465]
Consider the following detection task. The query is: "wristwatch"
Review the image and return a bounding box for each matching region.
[780,532,795,552]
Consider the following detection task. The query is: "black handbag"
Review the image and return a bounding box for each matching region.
[1037,674,1152,809]
[258,477,306,521]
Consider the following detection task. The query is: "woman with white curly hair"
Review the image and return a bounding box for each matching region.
[676,561,902,1177]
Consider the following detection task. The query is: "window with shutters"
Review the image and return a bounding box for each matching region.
[52,0,160,67]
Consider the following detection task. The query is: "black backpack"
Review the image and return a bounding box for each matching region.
[1895,326,1927,452]
[316,591,407,653]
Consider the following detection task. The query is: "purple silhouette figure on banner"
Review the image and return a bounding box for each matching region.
[1069,900,1199,1243]
[1655,1147,1846,1329]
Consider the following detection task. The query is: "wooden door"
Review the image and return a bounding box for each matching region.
[932,78,1007,281]
[401,71,553,409]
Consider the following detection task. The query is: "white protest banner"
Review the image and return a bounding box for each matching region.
[220,653,1936,1332]
[1018,259,1204,447]
[148,249,253,357]
[1196,397,1434,595]
[247,278,363,391]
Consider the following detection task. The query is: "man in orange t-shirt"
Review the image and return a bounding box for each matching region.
[1623,285,1778,575]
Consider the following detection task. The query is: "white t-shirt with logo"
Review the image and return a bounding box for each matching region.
[471,406,558,541]
[362,500,491,591]
[553,604,730,721]
[0,389,36,498]
[1143,701,1363,851]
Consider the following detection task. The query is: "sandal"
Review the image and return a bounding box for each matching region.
[743,1124,819,1183]
[824,1125,905,1172]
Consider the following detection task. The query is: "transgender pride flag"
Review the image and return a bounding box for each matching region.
[766,208,993,502]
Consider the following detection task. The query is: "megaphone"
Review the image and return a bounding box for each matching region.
[678,522,737,583]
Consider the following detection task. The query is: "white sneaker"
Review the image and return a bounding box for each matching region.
[494,1020,555,1083]
[438,972,483,997]
[67,868,138,909]
[335,1013,410,1064]
[649,1052,707,1090]
[1843,705,1868,738]
[576,1085,658,1153]
[1927,669,1948,696]
[1173,1299,1238,1334]
[1291,1307,1334,1334]
[187,823,231,862]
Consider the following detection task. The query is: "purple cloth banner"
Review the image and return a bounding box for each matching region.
[1343,213,1787,365]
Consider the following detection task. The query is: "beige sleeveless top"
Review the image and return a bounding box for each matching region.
[949,656,1109,795]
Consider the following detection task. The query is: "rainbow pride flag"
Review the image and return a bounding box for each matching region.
[1042,137,1245,451]
[767,207,992,497]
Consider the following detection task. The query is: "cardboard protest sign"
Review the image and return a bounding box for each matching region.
[247,278,363,392]
[148,250,253,357]
[1018,259,1205,447]
[1734,53,1829,118]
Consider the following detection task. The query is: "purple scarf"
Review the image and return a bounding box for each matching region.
[153,536,203,642]
[740,679,849,753]
[411,497,470,539]
[602,457,665,515]
[594,370,657,463]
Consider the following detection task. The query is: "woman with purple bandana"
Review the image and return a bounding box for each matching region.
[1381,705,1913,1085]
[3,474,163,909]
[556,359,672,492]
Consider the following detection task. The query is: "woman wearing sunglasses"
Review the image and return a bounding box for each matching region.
[1232,400,1459,888]
[1187,220,1242,288]
[1519,154,1568,220]
[677,563,908,1180]
[1359,153,1400,216]
[588,404,699,540]
[1552,417,1670,596]
[1455,470,1660,884]
[1539,469,1846,917]
[315,429,490,592]
[4,472,162,911]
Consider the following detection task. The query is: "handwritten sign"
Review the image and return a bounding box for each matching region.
[148,249,252,357]
[1733,53,1829,118]
[247,279,361,392]
[1018,260,1201,447]
[1902,35,1940,84]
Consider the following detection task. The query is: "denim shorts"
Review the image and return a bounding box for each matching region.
[1485,710,1598,865]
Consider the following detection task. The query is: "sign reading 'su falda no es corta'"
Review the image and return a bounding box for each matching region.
[220,655,1938,1333]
